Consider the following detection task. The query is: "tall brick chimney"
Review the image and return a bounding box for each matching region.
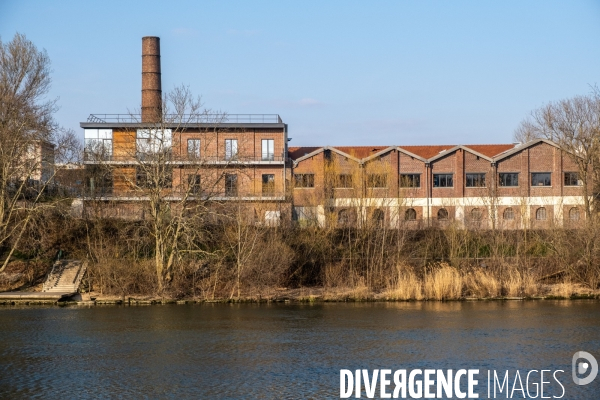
[141,36,162,123]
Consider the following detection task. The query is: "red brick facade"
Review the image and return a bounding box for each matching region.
[290,141,589,229]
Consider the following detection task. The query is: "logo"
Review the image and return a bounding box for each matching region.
[572,351,598,386]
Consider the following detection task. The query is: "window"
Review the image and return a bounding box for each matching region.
[531,173,551,187]
[262,139,274,161]
[225,174,238,197]
[262,174,275,196]
[536,207,547,220]
[367,174,387,188]
[136,167,149,188]
[437,208,449,220]
[187,139,201,159]
[372,209,384,225]
[84,129,112,160]
[294,206,318,224]
[187,175,201,194]
[405,208,417,221]
[499,173,519,187]
[569,207,580,221]
[471,208,483,221]
[136,166,172,189]
[466,173,486,188]
[137,129,172,155]
[225,139,238,160]
[294,174,314,188]
[433,174,453,188]
[503,208,515,220]
[338,209,352,227]
[336,174,353,188]
[86,168,113,196]
[400,174,421,188]
[564,172,581,186]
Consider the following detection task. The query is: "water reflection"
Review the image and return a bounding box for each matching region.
[0,301,598,399]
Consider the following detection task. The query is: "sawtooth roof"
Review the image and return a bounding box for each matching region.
[288,147,321,160]
[398,145,456,159]
[288,144,521,163]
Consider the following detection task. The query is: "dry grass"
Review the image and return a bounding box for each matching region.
[321,281,371,301]
[546,281,578,298]
[503,267,539,297]
[424,264,462,300]
[382,264,424,300]
[463,269,501,298]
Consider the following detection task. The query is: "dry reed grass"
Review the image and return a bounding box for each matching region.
[382,264,424,300]
[502,267,539,297]
[546,281,578,298]
[423,264,462,300]
[463,269,501,298]
[321,281,371,301]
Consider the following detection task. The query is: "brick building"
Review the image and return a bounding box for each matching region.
[289,141,587,229]
[81,37,290,222]
[80,37,588,228]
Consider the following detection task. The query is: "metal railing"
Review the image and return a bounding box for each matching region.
[174,155,288,163]
[84,151,288,163]
[87,114,282,124]
[83,152,113,162]
[82,191,286,200]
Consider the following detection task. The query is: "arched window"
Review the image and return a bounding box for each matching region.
[437,208,448,220]
[471,208,483,221]
[338,209,349,226]
[536,207,547,220]
[372,209,384,225]
[569,207,580,221]
[405,208,417,221]
[503,208,514,220]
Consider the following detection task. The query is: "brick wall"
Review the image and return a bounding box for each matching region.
[172,128,285,161]
[431,151,457,198]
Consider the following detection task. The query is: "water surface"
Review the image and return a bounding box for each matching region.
[0,301,599,398]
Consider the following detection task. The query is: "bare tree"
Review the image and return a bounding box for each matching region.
[224,201,261,299]
[515,93,600,219]
[55,128,82,164]
[513,119,542,144]
[88,85,229,292]
[0,33,62,271]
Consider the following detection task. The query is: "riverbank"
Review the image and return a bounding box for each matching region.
[2,257,600,306]
[1,284,599,306]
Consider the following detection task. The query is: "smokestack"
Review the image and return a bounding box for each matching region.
[141,36,162,123]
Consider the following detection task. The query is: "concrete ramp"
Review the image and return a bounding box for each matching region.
[42,259,87,294]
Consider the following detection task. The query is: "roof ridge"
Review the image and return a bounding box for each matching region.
[399,144,455,147]
[464,143,514,146]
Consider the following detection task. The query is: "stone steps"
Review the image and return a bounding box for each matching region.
[43,260,86,293]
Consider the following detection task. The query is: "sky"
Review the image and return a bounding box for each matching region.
[1,1,600,147]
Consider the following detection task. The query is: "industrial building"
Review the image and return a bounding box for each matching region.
[80,37,587,228]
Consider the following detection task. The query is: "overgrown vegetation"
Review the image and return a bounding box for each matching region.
[1,204,599,300]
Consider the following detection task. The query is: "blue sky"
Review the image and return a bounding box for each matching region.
[1,1,599,146]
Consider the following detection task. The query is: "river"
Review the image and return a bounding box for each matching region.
[0,301,598,399]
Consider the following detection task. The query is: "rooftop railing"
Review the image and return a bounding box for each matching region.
[84,151,288,163]
[86,114,283,124]
[172,154,288,163]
